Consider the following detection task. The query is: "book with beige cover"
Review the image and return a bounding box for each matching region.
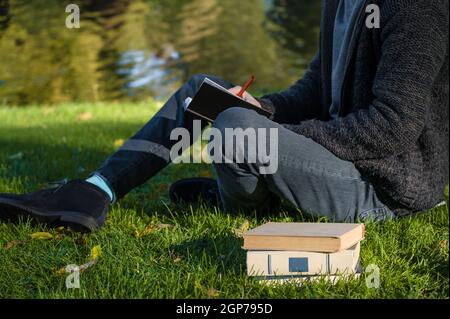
[243,223,364,253]
[255,264,363,286]
[247,243,360,276]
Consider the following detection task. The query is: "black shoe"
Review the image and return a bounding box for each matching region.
[169,178,222,207]
[0,180,110,232]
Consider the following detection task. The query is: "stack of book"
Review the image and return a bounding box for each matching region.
[243,222,365,285]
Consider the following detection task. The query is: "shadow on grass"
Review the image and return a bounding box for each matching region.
[0,121,145,189]
[164,204,323,274]
[169,233,247,274]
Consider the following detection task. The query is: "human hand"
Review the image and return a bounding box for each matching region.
[228,86,261,108]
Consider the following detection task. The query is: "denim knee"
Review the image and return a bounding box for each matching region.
[213,107,260,132]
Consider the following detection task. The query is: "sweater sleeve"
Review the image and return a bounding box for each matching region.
[260,53,322,124]
[284,1,448,161]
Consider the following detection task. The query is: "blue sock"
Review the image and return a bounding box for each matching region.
[86,174,115,203]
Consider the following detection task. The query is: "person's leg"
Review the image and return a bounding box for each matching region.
[93,74,234,201]
[212,107,395,222]
[0,74,234,231]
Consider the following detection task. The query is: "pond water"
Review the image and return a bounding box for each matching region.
[0,0,321,106]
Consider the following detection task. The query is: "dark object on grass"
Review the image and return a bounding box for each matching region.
[0,180,109,232]
[169,178,221,207]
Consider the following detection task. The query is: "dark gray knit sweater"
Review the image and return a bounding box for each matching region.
[261,0,449,214]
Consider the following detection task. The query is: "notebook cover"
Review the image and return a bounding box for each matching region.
[186,78,272,122]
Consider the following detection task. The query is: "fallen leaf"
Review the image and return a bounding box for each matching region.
[30,232,53,240]
[90,245,102,260]
[79,260,96,271]
[135,224,155,238]
[198,169,213,178]
[55,226,65,233]
[113,139,125,148]
[4,240,25,250]
[135,223,173,238]
[169,252,182,263]
[207,288,220,299]
[157,223,173,230]
[54,267,67,276]
[54,245,101,276]
[77,112,92,122]
[438,240,449,255]
[234,220,250,238]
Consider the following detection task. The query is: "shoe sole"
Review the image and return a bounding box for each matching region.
[0,198,102,232]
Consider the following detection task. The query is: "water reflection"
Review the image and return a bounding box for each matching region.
[118,46,183,99]
[0,0,320,106]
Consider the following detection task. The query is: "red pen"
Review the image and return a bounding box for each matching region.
[237,75,255,98]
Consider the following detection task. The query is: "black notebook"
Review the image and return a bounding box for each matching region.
[184,77,272,123]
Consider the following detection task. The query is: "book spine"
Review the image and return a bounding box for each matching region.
[247,245,359,276]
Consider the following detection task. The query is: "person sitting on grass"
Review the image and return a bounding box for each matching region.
[0,0,448,232]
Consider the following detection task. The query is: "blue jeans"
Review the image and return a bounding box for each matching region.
[95,74,394,222]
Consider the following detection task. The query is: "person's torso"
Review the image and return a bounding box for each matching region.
[319,0,449,210]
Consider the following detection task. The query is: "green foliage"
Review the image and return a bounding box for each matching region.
[0,0,320,106]
[0,103,448,298]
[266,0,321,69]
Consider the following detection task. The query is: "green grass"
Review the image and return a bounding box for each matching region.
[0,102,448,299]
